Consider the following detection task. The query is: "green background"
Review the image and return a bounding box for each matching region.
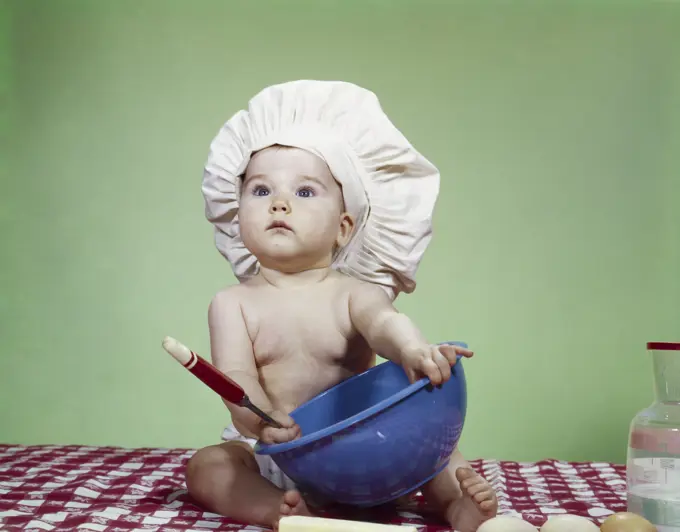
[2,1,678,464]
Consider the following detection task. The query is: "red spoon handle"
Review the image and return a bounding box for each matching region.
[189,351,246,404]
[161,337,283,428]
[162,336,246,404]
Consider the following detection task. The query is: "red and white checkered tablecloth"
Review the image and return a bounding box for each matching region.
[0,444,627,531]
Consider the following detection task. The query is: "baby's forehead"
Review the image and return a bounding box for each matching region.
[244,145,337,185]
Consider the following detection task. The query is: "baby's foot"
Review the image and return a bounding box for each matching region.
[274,490,313,530]
[446,467,498,532]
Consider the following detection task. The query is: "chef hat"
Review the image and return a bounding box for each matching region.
[202,80,440,300]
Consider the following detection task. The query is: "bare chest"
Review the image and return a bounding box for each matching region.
[245,294,353,366]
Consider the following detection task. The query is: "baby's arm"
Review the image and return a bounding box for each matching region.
[208,289,298,442]
[348,282,425,363]
[348,281,472,384]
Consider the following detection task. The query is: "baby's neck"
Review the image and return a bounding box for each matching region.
[258,265,333,289]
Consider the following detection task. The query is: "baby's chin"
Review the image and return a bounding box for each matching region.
[257,249,337,273]
[255,250,320,271]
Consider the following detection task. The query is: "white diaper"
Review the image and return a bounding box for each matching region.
[221,426,297,491]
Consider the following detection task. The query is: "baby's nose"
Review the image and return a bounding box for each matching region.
[269,198,290,214]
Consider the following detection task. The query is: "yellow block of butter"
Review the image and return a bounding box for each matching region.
[279,516,418,532]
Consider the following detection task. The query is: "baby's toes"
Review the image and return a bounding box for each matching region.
[455,467,478,485]
[466,482,488,500]
[279,492,298,518]
[283,490,301,507]
[471,484,497,516]
[457,468,482,493]
[479,498,496,512]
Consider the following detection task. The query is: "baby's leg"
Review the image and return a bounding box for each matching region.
[185,442,312,529]
[421,448,497,532]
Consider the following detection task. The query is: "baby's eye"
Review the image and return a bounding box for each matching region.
[252,185,270,197]
[296,186,315,198]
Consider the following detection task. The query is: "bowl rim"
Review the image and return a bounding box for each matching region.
[254,341,467,456]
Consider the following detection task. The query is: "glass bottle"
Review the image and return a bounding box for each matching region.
[627,342,680,531]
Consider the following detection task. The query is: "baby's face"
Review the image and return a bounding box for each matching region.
[239,146,354,272]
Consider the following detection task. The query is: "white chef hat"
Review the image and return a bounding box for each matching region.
[202,80,440,300]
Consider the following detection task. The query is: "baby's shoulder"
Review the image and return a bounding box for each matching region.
[329,272,387,301]
[328,270,364,293]
[208,283,255,314]
[208,284,263,332]
[211,283,243,302]
[329,271,377,290]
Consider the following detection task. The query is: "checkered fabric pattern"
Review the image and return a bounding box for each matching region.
[0,445,627,531]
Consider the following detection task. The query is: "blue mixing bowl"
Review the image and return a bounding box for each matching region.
[254,342,468,507]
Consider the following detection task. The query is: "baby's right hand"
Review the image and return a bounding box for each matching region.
[259,410,301,444]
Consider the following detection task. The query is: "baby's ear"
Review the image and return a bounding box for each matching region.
[336,212,355,248]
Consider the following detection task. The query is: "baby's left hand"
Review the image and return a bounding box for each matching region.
[401,344,473,385]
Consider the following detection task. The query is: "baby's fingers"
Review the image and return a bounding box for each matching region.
[432,346,451,383]
[277,426,300,443]
[268,410,297,429]
[439,344,473,366]
[419,356,444,386]
[404,367,419,384]
[261,425,300,444]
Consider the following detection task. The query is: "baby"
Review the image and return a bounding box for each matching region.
[187,81,497,531]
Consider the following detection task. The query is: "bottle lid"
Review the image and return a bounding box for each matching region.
[647,342,680,351]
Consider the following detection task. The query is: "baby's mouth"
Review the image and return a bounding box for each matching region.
[267,220,293,232]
